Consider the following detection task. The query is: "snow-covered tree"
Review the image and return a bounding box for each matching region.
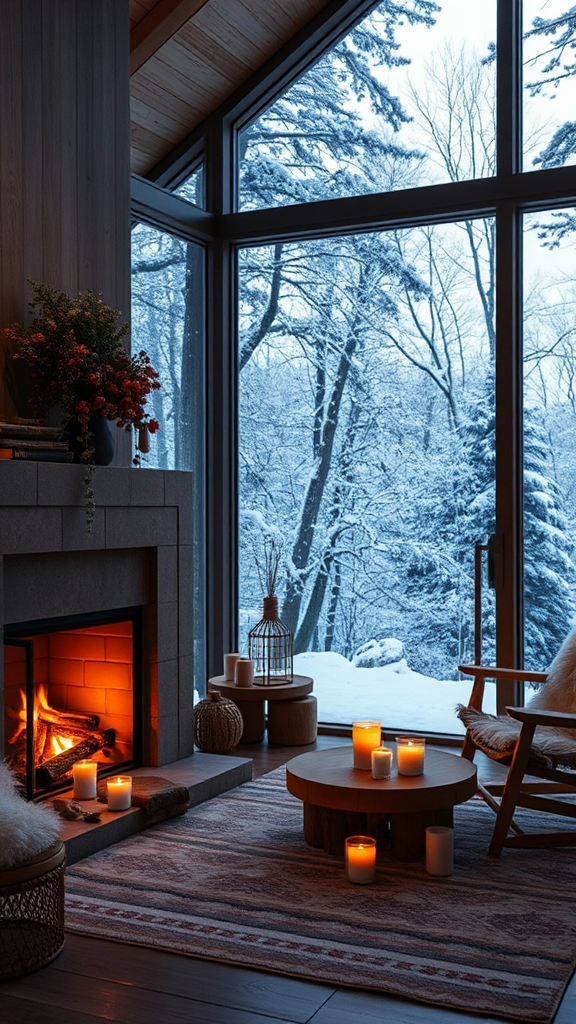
[525,5,576,168]
[524,408,576,668]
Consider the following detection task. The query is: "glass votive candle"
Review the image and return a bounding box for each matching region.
[345,835,377,884]
[395,737,426,775]
[371,746,393,779]
[106,776,132,811]
[352,721,382,770]
[73,759,97,799]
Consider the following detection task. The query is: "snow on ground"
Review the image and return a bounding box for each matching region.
[294,651,496,734]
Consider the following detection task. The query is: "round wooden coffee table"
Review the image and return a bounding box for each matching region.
[286,744,477,861]
[208,675,313,743]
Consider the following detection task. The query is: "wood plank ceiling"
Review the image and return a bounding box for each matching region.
[129,0,331,177]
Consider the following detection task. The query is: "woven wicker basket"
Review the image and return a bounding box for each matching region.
[0,840,66,980]
[194,691,243,752]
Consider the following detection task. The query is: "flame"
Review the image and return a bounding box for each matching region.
[37,683,49,710]
[51,734,74,755]
[9,684,78,758]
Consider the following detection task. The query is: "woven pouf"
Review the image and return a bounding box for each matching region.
[0,840,66,980]
[267,695,318,746]
[194,691,244,752]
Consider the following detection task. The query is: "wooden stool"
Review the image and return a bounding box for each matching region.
[235,700,266,743]
[267,695,317,746]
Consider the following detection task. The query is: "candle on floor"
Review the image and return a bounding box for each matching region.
[73,759,97,799]
[395,737,426,776]
[234,657,254,687]
[224,652,241,681]
[426,826,454,876]
[106,776,132,811]
[371,746,393,780]
[352,721,382,770]
[345,836,377,884]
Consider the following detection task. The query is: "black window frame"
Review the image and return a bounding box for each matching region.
[132,0,576,724]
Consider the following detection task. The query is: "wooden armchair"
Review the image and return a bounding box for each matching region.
[457,664,576,856]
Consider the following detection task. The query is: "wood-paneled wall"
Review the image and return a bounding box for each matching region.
[0,0,130,444]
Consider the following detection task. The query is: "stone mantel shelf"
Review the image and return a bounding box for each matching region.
[0,462,195,768]
[0,462,192,554]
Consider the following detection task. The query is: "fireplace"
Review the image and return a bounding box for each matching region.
[4,608,142,799]
[0,463,196,782]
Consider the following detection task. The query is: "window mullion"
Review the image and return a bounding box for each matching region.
[497,0,522,177]
[205,111,238,676]
[494,200,524,709]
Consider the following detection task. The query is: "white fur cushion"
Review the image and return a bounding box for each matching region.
[0,761,61,869]
[527,627,576,732]
[457,627,576,767]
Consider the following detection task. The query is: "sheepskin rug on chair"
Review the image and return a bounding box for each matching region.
[457,627,576,757]
[528,627,576,727]
[0,760,60,869]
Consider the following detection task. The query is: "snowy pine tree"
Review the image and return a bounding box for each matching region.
[523,409,576,669]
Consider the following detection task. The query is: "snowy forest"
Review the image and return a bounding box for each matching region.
[131,1,576,727]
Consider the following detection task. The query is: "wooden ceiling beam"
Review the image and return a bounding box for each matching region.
[130,0,210,76]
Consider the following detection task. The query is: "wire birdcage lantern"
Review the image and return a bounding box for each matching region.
[248,596,293,686]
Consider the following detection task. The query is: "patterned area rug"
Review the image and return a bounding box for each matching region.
[64,766,576,1024]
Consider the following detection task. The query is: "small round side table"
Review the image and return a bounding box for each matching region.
[208,675,313,743]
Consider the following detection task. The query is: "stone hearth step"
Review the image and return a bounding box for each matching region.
[54,753,252,864]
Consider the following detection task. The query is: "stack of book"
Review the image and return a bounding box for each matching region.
[0,422,74,462]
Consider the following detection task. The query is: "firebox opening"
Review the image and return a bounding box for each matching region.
[3,607,142,799]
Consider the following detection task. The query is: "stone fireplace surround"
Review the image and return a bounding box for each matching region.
[0,461,252,862]
[0,460,195,769]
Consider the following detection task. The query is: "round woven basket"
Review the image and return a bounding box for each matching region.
[194,691,244,753]
[0,840,66,981]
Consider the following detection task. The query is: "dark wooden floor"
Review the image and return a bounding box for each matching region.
[3,735,576,1024]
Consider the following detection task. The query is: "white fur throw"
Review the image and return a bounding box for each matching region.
[0,760,61,869]
[456,705,576,768]
[457,627,576,767]
[527,627,576,729]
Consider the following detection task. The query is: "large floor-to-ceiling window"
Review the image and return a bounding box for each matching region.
[133,0,576,732]
[238,221,497,730]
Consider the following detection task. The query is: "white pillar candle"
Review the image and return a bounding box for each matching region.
[426,825,454,876]
[395,737,426,775]
[345,836,376,884]
[224,652,241,681]
[73,760,97,799]
[371,746,393,779]
[352,721,381,770]
[106,776,132,811]
[234,657,254,687]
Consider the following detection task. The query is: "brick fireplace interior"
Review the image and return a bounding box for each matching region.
[4,610,141,798]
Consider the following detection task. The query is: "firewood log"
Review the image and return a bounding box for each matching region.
[35,728,116,788]
[38,706,100,732]
[43,721,101,749]
[34,720,48,763]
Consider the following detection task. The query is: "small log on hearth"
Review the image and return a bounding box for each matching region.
[35,728,116,788]
[38,706,100,732]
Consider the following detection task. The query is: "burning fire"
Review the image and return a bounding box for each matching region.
[9,684,80,757]
[51,734,74,755]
